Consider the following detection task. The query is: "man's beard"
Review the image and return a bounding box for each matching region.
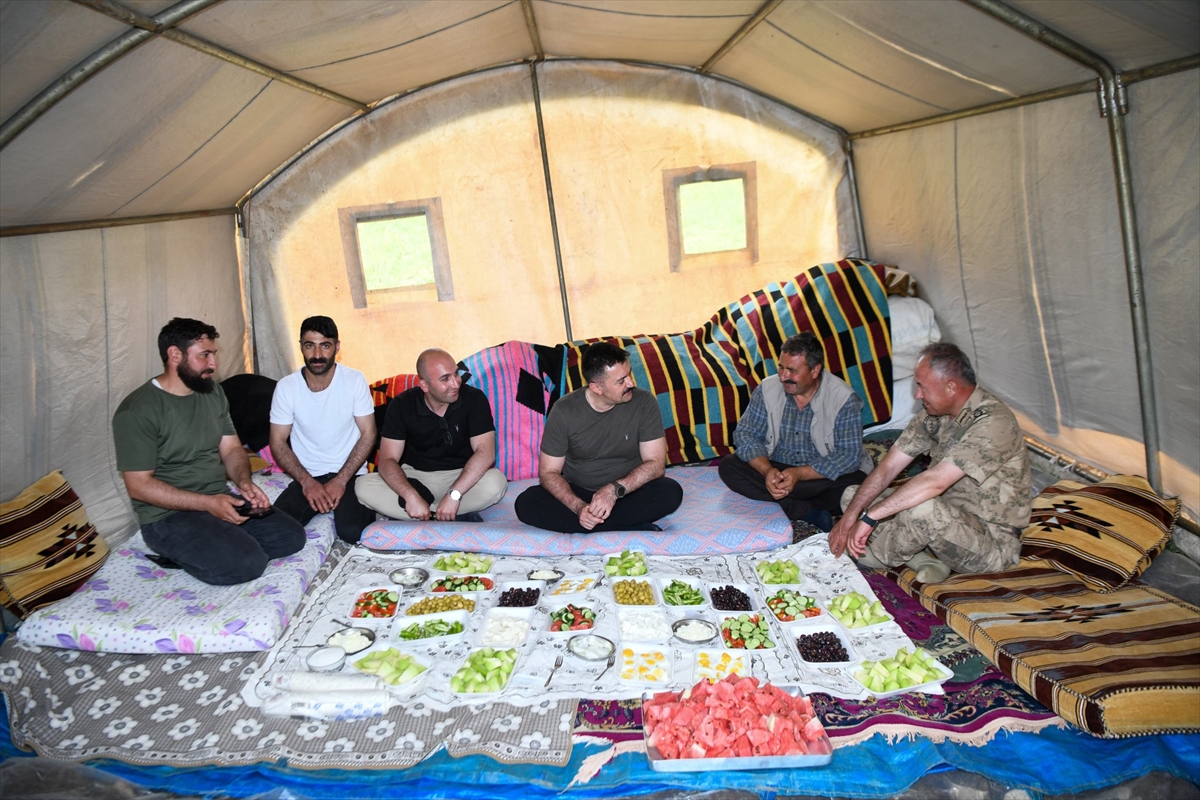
[178,362,216,394]
[305,357,333,375]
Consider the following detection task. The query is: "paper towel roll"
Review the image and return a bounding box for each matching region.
[270,671,383,692]
[261,689,395,720]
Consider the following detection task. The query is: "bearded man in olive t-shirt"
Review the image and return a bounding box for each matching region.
[112,318,305,585]
[514,341,683,533]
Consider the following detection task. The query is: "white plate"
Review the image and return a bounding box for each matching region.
[601,549,650,578]
[346,585,403,622]
[617,606,672,642]
[347,643,430,691]
[823,593,894,632]
[393,609,469,643]
[426,574,496,594]
[429,552,494,574]
[402,593,481,616]
[616,645,672,686]
[752,558,805,590]
[476,607,535,647]
[608,576,660,608]
[717,612,778,651]
[656,575,709,609]
[853,655,953,698]
[545,602,600,635]
[786,622,859,666]
[450,647,522,697]
[544,574,601,598]
[761,587,824,624]
[705,582,758,614]
[692,648,750,682]
[495,580,544,608]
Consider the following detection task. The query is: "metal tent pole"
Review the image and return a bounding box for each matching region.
[529,62,573,342]
[961,0,1163,493]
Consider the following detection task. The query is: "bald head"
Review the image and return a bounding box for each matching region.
[416,349,454,381]
[416,349,462,408]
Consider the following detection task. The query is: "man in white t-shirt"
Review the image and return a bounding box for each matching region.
[269,316,377,543]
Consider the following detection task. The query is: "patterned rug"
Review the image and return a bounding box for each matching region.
[570,571,1064,754]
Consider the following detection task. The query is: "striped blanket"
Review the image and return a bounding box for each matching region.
[562,258,892,467]
[367,260,892,480]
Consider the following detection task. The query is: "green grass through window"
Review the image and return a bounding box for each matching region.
[357,215,434,291]
[679,178,746,255]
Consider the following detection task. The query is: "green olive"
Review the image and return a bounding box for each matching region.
[406,595,475,615]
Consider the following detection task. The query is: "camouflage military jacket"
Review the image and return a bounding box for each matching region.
[894,386,1031,530]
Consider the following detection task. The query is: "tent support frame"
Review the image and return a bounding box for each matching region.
[529,62,573,342]
[956,0,1163,493]
[0,208,236,238]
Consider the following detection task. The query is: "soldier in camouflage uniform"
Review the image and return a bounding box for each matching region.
[828,343,1030,583]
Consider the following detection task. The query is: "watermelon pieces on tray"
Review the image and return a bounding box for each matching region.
[642,673,832,770]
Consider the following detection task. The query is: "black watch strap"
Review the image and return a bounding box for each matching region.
[859,510,880,528]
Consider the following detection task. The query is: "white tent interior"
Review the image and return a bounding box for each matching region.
[1,0,1197,550]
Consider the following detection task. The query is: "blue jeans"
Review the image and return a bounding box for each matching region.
[141,505,306,585]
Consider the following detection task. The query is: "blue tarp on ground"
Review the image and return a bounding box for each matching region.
[4,700,1197,799]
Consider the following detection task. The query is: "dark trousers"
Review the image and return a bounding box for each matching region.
[274,473,377,544]
[514,477,683,533]
[718,456,866,521]
[141,506,306,586]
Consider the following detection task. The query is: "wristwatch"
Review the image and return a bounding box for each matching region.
[448,489,463,502]
[612,482,627,499]
[858,510,880,528]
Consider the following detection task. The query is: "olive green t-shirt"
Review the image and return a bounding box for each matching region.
[540,388,664,490]
[112,381,236,524]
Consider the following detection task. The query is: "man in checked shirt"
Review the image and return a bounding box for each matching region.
[719,332,874,531]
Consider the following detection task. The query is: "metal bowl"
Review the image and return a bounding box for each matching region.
[567,634,616,661]
[325,626,377,655]
[305,645,346,672]
[527,568,564,584]
[671,617,720,646]
[390,566,430,589]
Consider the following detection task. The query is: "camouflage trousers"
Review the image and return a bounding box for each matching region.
[841,486,1021,574]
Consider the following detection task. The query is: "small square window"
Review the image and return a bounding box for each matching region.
[663,162,757,272]
[357,215,435,291]
[338,198,454,308]
[679,179,747,255]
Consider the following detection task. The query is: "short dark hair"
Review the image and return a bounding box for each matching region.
[581,341,629,384]
[158,318,218,363]
[919,342,977,385]
[780,332,824,369]
[300,315,338,341]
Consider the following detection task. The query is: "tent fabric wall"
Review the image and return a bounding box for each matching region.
[854,73,1200,515]
[0,215,247,544]
[245,61,858,382]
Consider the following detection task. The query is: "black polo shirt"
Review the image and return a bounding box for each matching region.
[380,384,496,471]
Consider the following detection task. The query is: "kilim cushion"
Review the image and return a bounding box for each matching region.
[889,562,1200,738]
[0,471,109,619]
[1019,474,1180,592]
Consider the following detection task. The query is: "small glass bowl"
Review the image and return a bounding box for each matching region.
[325,626,376,655]
[671,618,719,646]
[568,634,616,661]
[390,567,430,589]
[527,568,564,584]
[305,645,346,672]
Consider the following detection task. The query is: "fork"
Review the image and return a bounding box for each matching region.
[544,654,564,687]
[595,652,616,681]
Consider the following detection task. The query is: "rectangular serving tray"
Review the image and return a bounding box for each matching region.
[642,685,833,771]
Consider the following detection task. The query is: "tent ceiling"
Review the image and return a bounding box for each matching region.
[0,0,1196,228]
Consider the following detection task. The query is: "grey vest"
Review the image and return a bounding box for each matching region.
[760,372,874,475]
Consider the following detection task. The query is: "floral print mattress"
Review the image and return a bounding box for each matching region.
[15,474,336,654]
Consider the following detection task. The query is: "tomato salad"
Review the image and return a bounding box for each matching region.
[431,575,494,593]
[549,604,596,632]
[352,589,399,618]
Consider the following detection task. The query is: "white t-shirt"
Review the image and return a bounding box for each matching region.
[270,364,374,476]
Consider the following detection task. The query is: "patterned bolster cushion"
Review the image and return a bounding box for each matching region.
[1020,474,1180,592]
[0,470,110,619]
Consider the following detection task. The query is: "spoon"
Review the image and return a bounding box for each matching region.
[544,654,564,687]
